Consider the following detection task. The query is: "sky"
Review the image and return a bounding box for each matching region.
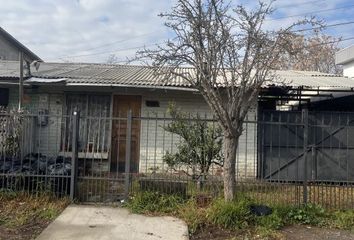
[1,0,354,63]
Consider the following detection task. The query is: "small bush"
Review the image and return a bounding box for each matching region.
[287,204,326,225]
[207,197,254,229]
[127,191,185,214]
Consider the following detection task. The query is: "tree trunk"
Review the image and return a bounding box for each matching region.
[223,135,238,201]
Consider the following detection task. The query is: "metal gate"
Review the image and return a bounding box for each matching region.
[258,110,354,204]
[72,111,134,203]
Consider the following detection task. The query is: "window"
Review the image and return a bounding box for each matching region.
[145,100,160,107]
[63,94,111,152]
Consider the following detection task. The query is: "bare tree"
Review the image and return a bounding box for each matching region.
[275,32,342,74]
[138,0,316,201]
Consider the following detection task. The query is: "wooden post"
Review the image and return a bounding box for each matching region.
[18,52,23,110]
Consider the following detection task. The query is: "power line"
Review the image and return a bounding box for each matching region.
[269,4,354,21]
[77,31,160,52]
[54,31,161,59]
[295,20,354,32]
[56,34,354,61]
[54,42,164,60]
[52,13,354,61]
[274,0,325,10]
[302,35,354,48]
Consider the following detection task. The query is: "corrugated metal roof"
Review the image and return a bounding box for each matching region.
[0,60,353,89]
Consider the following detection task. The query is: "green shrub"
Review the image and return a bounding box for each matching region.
[332,210,354,230]
[127,191,184,214]
[287,204,326,225]
[207,197,254,229]
[256,210,284,230]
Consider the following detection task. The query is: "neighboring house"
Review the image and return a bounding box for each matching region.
[0,27,42,62]
[0,27,42,108]
[1,60,354,180]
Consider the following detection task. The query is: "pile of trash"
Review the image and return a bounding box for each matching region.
[0,153,72,176]
[0,153,72,195]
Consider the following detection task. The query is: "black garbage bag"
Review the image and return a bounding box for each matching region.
[250,204,273,216]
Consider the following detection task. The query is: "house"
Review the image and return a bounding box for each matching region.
[1,60,354,183]
[0,27,42,62]
[336,45,354,78]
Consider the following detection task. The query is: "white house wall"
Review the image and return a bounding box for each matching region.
[139,90,258,179]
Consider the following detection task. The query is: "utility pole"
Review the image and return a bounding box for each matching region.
[19,52,23,110]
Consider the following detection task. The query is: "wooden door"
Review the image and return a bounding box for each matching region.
[111,95,141,173]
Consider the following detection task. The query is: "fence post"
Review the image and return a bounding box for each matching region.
[311,146,317,181]
[70,111,80,201]
[302,109,309,205]
[124,110,132,201]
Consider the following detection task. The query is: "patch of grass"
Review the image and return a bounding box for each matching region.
[207,196,255,229]
[126,188,354,239]
[287,204,326,225]
[0,191,70,228]
[256,210,285,230]
[177,199,208,234]
[126,191,185,214]
[330,210,354,231]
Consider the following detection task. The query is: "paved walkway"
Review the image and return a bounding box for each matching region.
[36,205,189,240]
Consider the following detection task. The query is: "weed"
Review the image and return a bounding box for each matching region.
[287,204,326,225]
[331,210,354,230]
[0,191,70,228]
[256,210,284,230]
[38,207,60,220]
[126,191,185,214]
[207,196,255,229]
[177,199,208,234]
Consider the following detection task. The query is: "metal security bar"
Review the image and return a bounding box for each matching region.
[2,108,354,209]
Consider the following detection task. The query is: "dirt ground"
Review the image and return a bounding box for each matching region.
[0,221,49,240]
[0,193,70,240]
[281,225,354,240]
[191,225,354,240]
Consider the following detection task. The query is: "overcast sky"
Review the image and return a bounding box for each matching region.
[1,0,353,63]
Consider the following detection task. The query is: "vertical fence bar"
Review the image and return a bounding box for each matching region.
[124,110,132,200]
[302,109,309,205]
[70,111,80,201]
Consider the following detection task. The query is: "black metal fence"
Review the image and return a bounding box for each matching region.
[1,109,354,209]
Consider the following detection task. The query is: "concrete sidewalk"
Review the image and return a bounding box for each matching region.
[36,205,189,240]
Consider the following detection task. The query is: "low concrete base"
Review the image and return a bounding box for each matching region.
[36,205,189,240]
